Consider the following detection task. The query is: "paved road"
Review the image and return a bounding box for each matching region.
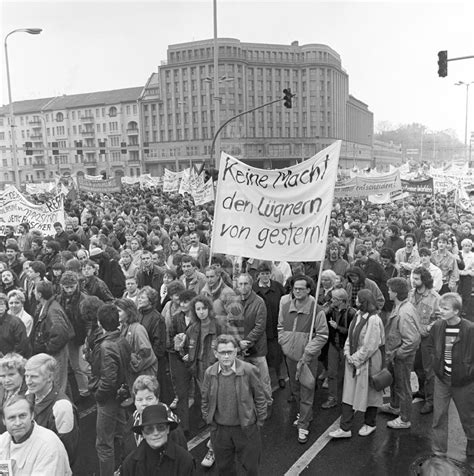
[73,376,470,475]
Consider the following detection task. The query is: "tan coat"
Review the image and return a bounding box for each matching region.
[342,312,385,412]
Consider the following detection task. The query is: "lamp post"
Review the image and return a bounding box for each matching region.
[455,81,474,162]
[4,28,42,188]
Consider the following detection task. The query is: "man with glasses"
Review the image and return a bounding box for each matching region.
[278,275,329,443]
[321,288,356,410]
[201,334,266,476]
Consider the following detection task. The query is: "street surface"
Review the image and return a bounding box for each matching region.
[72,372,470,476]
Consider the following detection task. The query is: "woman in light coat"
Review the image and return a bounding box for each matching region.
[329,289,385,438]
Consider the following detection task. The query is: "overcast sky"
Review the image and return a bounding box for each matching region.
[1,0,473,141]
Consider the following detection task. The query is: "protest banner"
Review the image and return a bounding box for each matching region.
[368,189,409,204]
[194,179,214,206]
[178,168,191,196]
[84,174,104,181]
[334,170,401,198]
[163,169,181,192]
[211,141,341,261]
[77,176,122,193]
[401,177,434,196]
[25,182,56,195]
[0,185,65,235]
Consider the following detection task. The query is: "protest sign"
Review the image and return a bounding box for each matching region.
[194,179,214,206]
[0,185,65,235]
[211,141,341,261]
[163,169,181,192]
[401,177,434,195]
[77,176,122,193]
[334,170,401,198]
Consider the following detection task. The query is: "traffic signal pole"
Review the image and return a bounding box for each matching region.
[209,93,294,168]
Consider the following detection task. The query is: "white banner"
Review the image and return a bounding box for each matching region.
[25,182,56,195]
[335,170,401,198]
[194,179,215,206]
[163,169,181,193]
[0,185,65,235]
[211,142,341,261]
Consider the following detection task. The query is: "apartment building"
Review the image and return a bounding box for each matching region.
[0,87,142,186]
[140,38,374,175]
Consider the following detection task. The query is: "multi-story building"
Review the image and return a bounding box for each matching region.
[140,38,374,175]
[0,87,142,186]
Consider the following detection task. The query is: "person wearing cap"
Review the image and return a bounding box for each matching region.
[121,403,195,476]
[56,271,91,399]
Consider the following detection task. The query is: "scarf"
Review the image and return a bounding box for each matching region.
[348,311,369,356]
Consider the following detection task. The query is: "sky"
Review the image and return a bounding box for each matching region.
[1,0,473,141]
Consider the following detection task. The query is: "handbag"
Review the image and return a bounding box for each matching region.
[298,362,316,390]
[369,345,393,391]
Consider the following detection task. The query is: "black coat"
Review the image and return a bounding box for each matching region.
[253,280,285,340]
[121,439,195,476]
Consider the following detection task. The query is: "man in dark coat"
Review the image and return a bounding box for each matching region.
[253,261,286,390]
[89,248,125,298]
[90,303,131,476]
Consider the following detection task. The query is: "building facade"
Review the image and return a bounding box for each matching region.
[140,38,374,175]
[0,87,142,186]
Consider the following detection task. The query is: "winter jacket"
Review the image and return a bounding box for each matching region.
[428,318,474,387]
[56,290,89,345]
[385,299,421,360]
[0,312,31,357]
[92,253,126,298]
[121,439,195,476]
[185,319,221,381]
[345,275,385,311]
[139,306,166,359]
[31,298,74,355]
[201,358,267,427]
[277,294,329,363]
[89,329,131,404]
[29,386,79,465]
[408,287,440,337]
[179,270,206,294]
[136,265,164,295]
[241,291,268,357]
[253,280,286,340]
[326,306,357,350]
[82,276,114,302]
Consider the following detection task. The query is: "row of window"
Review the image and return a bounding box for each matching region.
[169,46,333,64]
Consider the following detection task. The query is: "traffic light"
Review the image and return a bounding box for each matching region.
[25,142,33,156]
[98,140,106,155]
[283,88,293,108]
[75,140,83,156]
[143,142,149,155]
[52,142,59,156]
[437,50,448,77]
[121,142,127,154]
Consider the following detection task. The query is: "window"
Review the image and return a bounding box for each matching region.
[72,111,76,120]
[126,105,131,114]
[56,112,64,122]
[109,106,117,117]
[133,105,137,114]
[73,126,77,134]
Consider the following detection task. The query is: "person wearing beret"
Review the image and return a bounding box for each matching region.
[121,403,195,476]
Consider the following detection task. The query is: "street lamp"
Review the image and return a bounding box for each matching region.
[4,28,43,188]
[455,80,474,162]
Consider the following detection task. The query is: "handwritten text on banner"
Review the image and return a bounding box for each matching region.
[211,141,341,261]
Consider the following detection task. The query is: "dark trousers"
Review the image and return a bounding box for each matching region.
[432,377,474,457]
[388,354,415,422]
[168,352,192,432]
[340,403,377,431]
[211,423,262,476]
[414,337,434,404]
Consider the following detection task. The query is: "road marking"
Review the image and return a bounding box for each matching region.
[284,417,341,475]
[79,404,97,419]
[188,429,211,451]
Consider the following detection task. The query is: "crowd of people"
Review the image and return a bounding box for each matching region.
[0,184,473,475]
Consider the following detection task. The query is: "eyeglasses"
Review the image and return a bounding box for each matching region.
[216,350,235,356]
[142,423,168,434]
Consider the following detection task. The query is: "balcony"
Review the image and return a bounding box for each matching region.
[127,128,139,135]
[83,159,97,166]
[33,151,44,158]
[81,129,95,136]
[81,115,94,123]
[30,133,43,140]
[29,119,42,126]
[33,160,46,168]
